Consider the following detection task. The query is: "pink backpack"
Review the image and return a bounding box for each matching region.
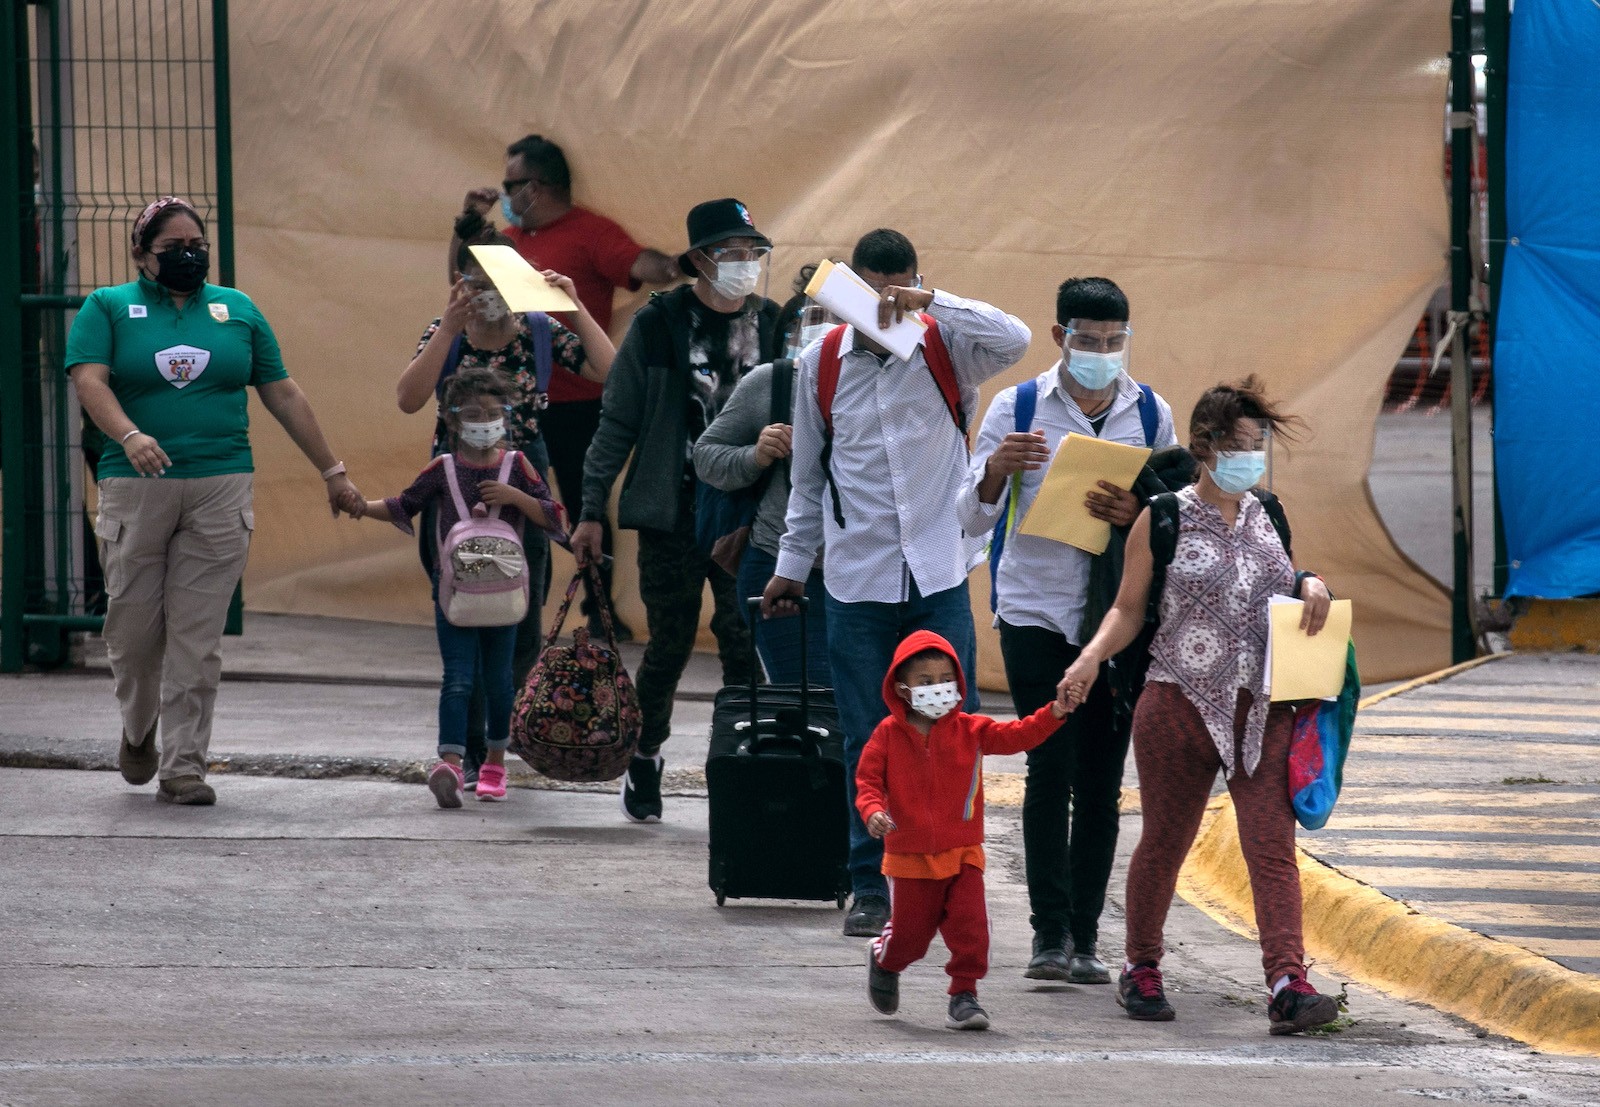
[436,451,530,627]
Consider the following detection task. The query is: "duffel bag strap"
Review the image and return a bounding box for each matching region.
[542,569,584,651]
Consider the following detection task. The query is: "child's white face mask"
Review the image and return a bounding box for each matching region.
[902,681,960,720]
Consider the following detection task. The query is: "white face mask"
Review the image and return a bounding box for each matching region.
[709,259,761,300]
[458,419,505,449]
[470,289,510,324]
[1065,347,1124,391]
[903,681,961,720]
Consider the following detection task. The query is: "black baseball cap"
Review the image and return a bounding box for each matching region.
[685,198,770,253]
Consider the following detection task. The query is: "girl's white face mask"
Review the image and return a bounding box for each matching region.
[900,681,961,720]
[458,419,505,449]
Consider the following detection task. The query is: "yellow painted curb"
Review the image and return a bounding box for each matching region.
[1357,652,1511,711]
[1177,797,1600,1056]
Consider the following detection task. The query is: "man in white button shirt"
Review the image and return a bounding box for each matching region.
[958,277,1177,984]
[762,229,1031,937]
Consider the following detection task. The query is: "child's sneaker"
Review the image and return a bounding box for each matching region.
[428,761,464,809]
[945,991,990,1031]
[476,763,507,802]
[866,947,899,1015]
[1117,962,1176,1021]
[1267,975,1340,1035]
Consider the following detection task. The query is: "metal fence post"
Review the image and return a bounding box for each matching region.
[1449,0,1478,663]
[1,0,26,672]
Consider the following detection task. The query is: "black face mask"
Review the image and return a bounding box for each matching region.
[151,246,209,293]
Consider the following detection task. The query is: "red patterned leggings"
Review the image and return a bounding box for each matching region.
[1124,682,1305,984]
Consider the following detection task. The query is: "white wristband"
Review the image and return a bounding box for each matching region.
[120,428,142,443]
[320,462,347,481]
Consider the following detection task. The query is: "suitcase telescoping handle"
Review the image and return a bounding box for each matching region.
[744,595,811,735]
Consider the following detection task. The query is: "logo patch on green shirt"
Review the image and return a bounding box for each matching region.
[209,303,229,322]
[156,344,211,388]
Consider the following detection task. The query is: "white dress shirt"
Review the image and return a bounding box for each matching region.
[957,366,1177,643]
[776,291,1031,604]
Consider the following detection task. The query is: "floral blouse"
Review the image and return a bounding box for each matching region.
[415,314,587,455]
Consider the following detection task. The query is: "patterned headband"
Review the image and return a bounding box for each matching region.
[131,196,201,248]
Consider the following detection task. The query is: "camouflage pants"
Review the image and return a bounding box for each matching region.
[635,505,754,756]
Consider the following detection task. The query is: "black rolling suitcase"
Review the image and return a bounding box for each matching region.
[706,598,850,908]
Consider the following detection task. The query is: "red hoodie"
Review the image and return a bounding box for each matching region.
[855,630,1060,857]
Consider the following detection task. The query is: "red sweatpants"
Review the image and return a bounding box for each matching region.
[1124,682,1305,985]
[871,864,989,996]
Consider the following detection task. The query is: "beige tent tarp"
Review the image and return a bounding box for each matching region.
[232,0,1450,687]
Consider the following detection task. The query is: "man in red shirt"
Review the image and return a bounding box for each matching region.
[449,135,681,636]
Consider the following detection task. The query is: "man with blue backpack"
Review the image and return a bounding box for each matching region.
[958,277,1177,986]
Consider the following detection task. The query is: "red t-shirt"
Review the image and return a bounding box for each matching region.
[506,206,644,403]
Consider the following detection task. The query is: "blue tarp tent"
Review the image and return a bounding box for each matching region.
[1496,0,1600,598]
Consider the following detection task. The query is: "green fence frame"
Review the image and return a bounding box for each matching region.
[1,0,235,672]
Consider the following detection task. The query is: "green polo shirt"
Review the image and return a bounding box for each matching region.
[65,277,289,479]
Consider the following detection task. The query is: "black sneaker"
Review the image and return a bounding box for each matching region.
[866,947,899,1015]
[1117,962,1176,1021]
[1267,975,1340,1035]
[946,991,990,1031]
[621,754,664,823]
[1068,946,1111,985]
[1024,929,1071,981]
[842,894,890,938]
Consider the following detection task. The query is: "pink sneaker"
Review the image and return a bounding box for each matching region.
[477,762,507,802]
[428,761,464,809]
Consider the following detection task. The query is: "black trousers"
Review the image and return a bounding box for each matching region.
[998,618,1130,951]
[542,398,614,618]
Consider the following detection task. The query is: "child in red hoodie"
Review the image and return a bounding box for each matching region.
[856,630,1067,1030]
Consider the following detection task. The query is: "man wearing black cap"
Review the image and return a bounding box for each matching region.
[574,198,784,823]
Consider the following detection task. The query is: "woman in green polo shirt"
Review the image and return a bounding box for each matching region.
[66,195,363,806]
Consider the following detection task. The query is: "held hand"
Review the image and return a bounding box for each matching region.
[477,480,519,508]
[1085,480,1141,527]
[570,520,605,567]
[326,475,364,518]
[123,433,171,478]
[539,269,580,305]
[753,423,793,467]
[1055,656,1099,715]
[760,575,805,620]
[1300,575,1332,636]
[441,278,473,335]
[876,285,935,329]
[985,431,1050,480]
[866,811,895,838]
[463,186,499,216]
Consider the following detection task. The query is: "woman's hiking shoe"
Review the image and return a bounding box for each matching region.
[1024,930,1071,981]
[156,775,215,806]
[118,721,159,786]
[621,754,663,823]
[476,763,507,801]
[946,992,990,1031]
[1068,947,1112,985]
[428,761,464,809]
[842,894,890,938]
[1268,976,1340,1035]
[1117,963,1176,1021]
[866,948,899,1015]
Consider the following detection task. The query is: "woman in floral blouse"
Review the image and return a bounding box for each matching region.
[396,231,616,788]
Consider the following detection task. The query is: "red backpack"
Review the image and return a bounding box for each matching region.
[815,317,965,528]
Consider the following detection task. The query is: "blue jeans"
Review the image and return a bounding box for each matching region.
[736,544,830,686]
[823,577,980,900]
[434,605,518,759]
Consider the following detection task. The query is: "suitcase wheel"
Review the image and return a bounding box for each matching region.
[716,890,726,907]
[836,894,846,910]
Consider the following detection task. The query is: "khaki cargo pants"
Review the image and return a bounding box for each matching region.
[95,474,254,782]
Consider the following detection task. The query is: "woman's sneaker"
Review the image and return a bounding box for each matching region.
[476,763,507,802]
[946,992,990,1031]
[621,754,664,823]
[428,761,464,809]
[1117,963,1176,1021]
[1268,976,1340,1035]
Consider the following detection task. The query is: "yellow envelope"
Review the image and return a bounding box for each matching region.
[1016,433,1152,554]
[1265,597,1353,701]
[467,244,580,312]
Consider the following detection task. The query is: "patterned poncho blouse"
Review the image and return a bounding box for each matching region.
[1144,485,1295,777]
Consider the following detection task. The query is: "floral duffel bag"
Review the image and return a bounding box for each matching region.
[509,566,641,782]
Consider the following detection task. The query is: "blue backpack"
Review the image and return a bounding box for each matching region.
[987,381,1158,612]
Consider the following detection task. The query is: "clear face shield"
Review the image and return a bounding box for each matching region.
[1061,320,1132,391]
[702,242,771,304]
[787,298,844,357]
[461,273,510,324]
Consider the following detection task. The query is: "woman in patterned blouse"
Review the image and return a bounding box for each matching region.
[1055,378,1341,1036]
